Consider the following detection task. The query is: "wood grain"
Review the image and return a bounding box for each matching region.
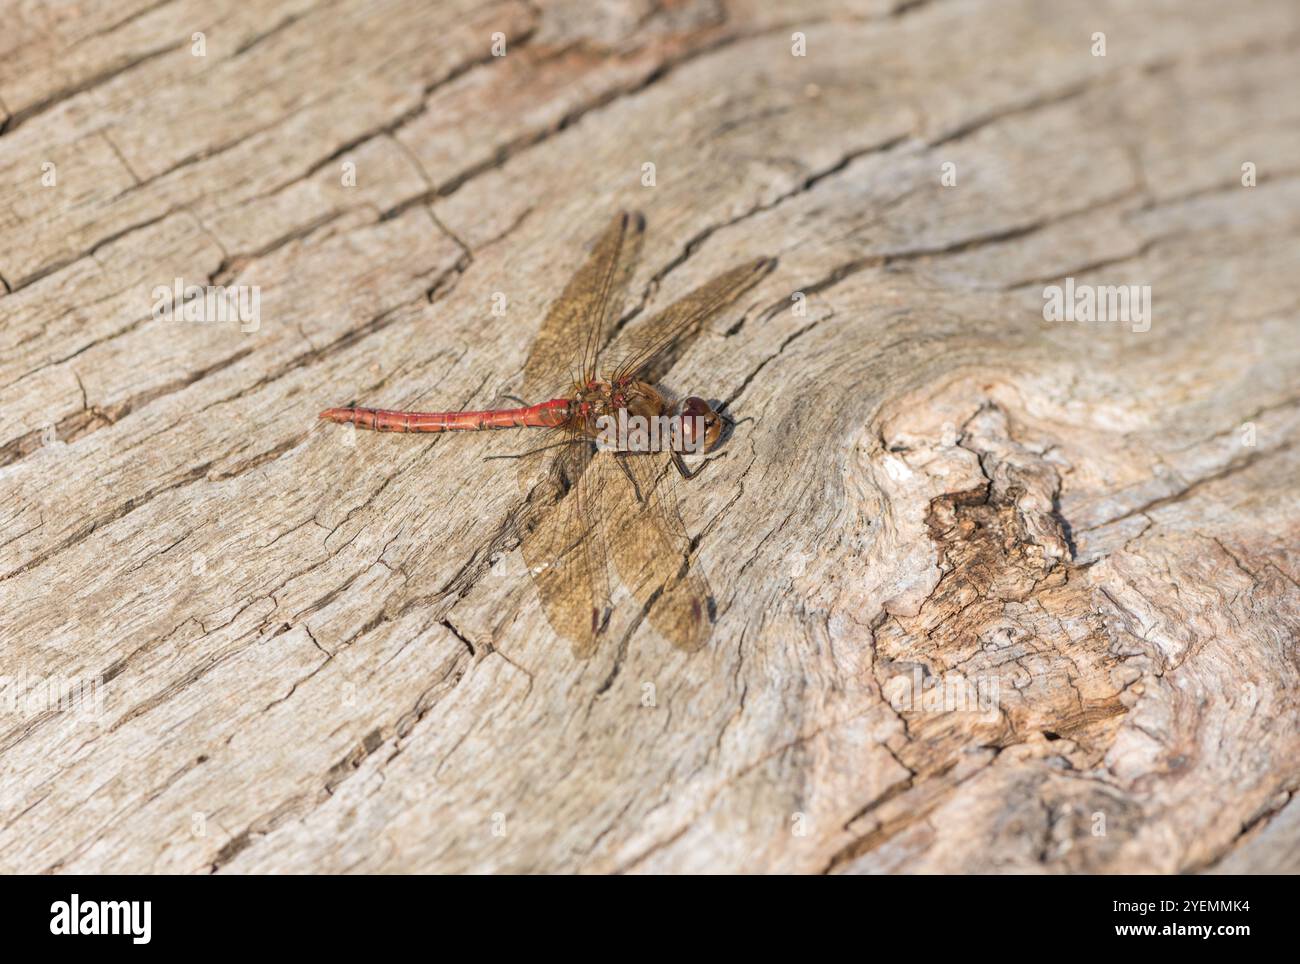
[1,0,1297,873]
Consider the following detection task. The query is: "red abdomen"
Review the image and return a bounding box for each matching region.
[319,399,570,433]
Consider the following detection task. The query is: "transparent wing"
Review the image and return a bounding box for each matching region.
[522,211,644,403]
[594,451,714,651]
[515,430,612,657]
[610,257,774,384]
[514,211,643,655]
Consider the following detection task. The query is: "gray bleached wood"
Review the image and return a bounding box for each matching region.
[0,0,1297,873]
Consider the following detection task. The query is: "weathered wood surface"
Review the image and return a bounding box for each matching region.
[1,0,1297,874]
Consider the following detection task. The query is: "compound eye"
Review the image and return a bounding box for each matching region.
[681,396,709,420]
[680,396,722,452]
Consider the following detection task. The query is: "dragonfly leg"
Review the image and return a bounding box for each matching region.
[484,437,587,461]
[614,453,648,504]
[672,450,704,480]
[672,447,730,480]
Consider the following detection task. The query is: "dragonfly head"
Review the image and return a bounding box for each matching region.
[679,396,723,453]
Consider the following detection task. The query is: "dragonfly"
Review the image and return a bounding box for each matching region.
[319,212,773,655]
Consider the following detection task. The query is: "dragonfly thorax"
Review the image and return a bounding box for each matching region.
[572,379,723,453]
